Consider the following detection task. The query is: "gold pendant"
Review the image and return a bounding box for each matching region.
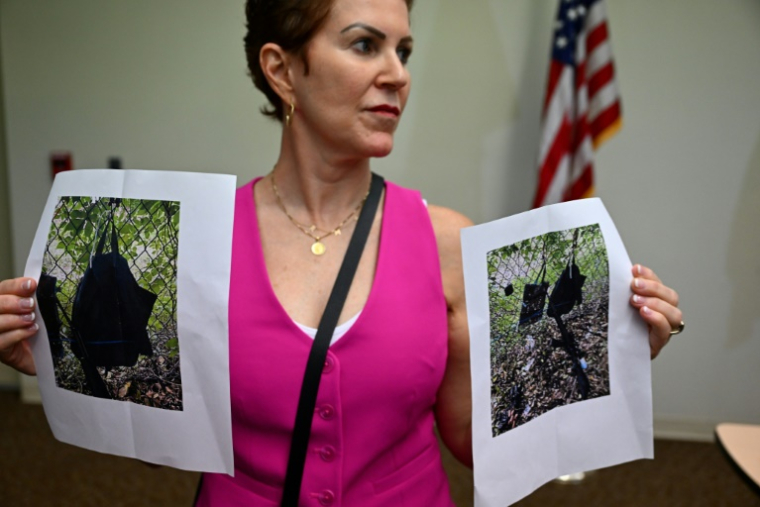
[311,241,326,256]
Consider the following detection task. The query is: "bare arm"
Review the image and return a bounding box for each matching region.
[428,205,474,468]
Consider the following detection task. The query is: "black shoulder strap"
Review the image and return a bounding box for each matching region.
[280,173,384,507]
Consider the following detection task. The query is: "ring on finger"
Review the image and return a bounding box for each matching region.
[669,321,685,336]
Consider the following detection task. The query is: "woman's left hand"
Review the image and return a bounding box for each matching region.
[629,264,683,359]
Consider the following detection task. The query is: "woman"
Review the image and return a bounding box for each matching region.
[0,0,682,505]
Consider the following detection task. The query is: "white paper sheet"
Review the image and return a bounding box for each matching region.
[24,169,236,474]
[461,198,652,506]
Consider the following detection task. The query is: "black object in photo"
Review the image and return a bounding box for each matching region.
[71,209,156,368]
[37,273,63,359]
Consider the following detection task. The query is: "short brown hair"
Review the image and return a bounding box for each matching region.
[244,0,414,122]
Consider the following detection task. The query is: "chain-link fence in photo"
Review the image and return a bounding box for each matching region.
[487,223,610,437]
[38,196,182,410]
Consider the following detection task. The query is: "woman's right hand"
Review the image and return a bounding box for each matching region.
[0,277,39,375]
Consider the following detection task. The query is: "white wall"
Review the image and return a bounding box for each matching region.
[591,0,760,437]
[1,0,758,437]
[0,25,20,388]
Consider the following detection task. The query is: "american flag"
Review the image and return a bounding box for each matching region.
[532,0,622,208]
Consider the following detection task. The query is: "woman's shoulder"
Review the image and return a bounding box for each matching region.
[426,205,473,267]
[427,205,473,239]
[383,179,472,253]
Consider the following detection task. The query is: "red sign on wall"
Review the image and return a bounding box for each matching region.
[50,151,73,179]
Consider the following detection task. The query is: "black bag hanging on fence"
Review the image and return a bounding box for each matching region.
[37,273,64,359]
[519,259,549,327]
[547,230,586,318]
[547,260,586,318]
[71,203,157,368]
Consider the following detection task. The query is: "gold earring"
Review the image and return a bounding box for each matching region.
[284,102,295,126]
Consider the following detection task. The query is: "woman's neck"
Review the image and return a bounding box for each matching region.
[271,131,373,231]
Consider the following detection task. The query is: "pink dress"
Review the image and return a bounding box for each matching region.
[196,178,455,506]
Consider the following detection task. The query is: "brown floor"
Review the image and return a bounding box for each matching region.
[1,390,757,506]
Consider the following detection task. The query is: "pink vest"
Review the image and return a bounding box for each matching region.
[197,179,455,506]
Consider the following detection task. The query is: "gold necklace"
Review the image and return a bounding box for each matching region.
[271,173,370,256]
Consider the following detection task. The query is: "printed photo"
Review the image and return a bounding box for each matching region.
[38,196,182,410]
[488,224,610,436]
